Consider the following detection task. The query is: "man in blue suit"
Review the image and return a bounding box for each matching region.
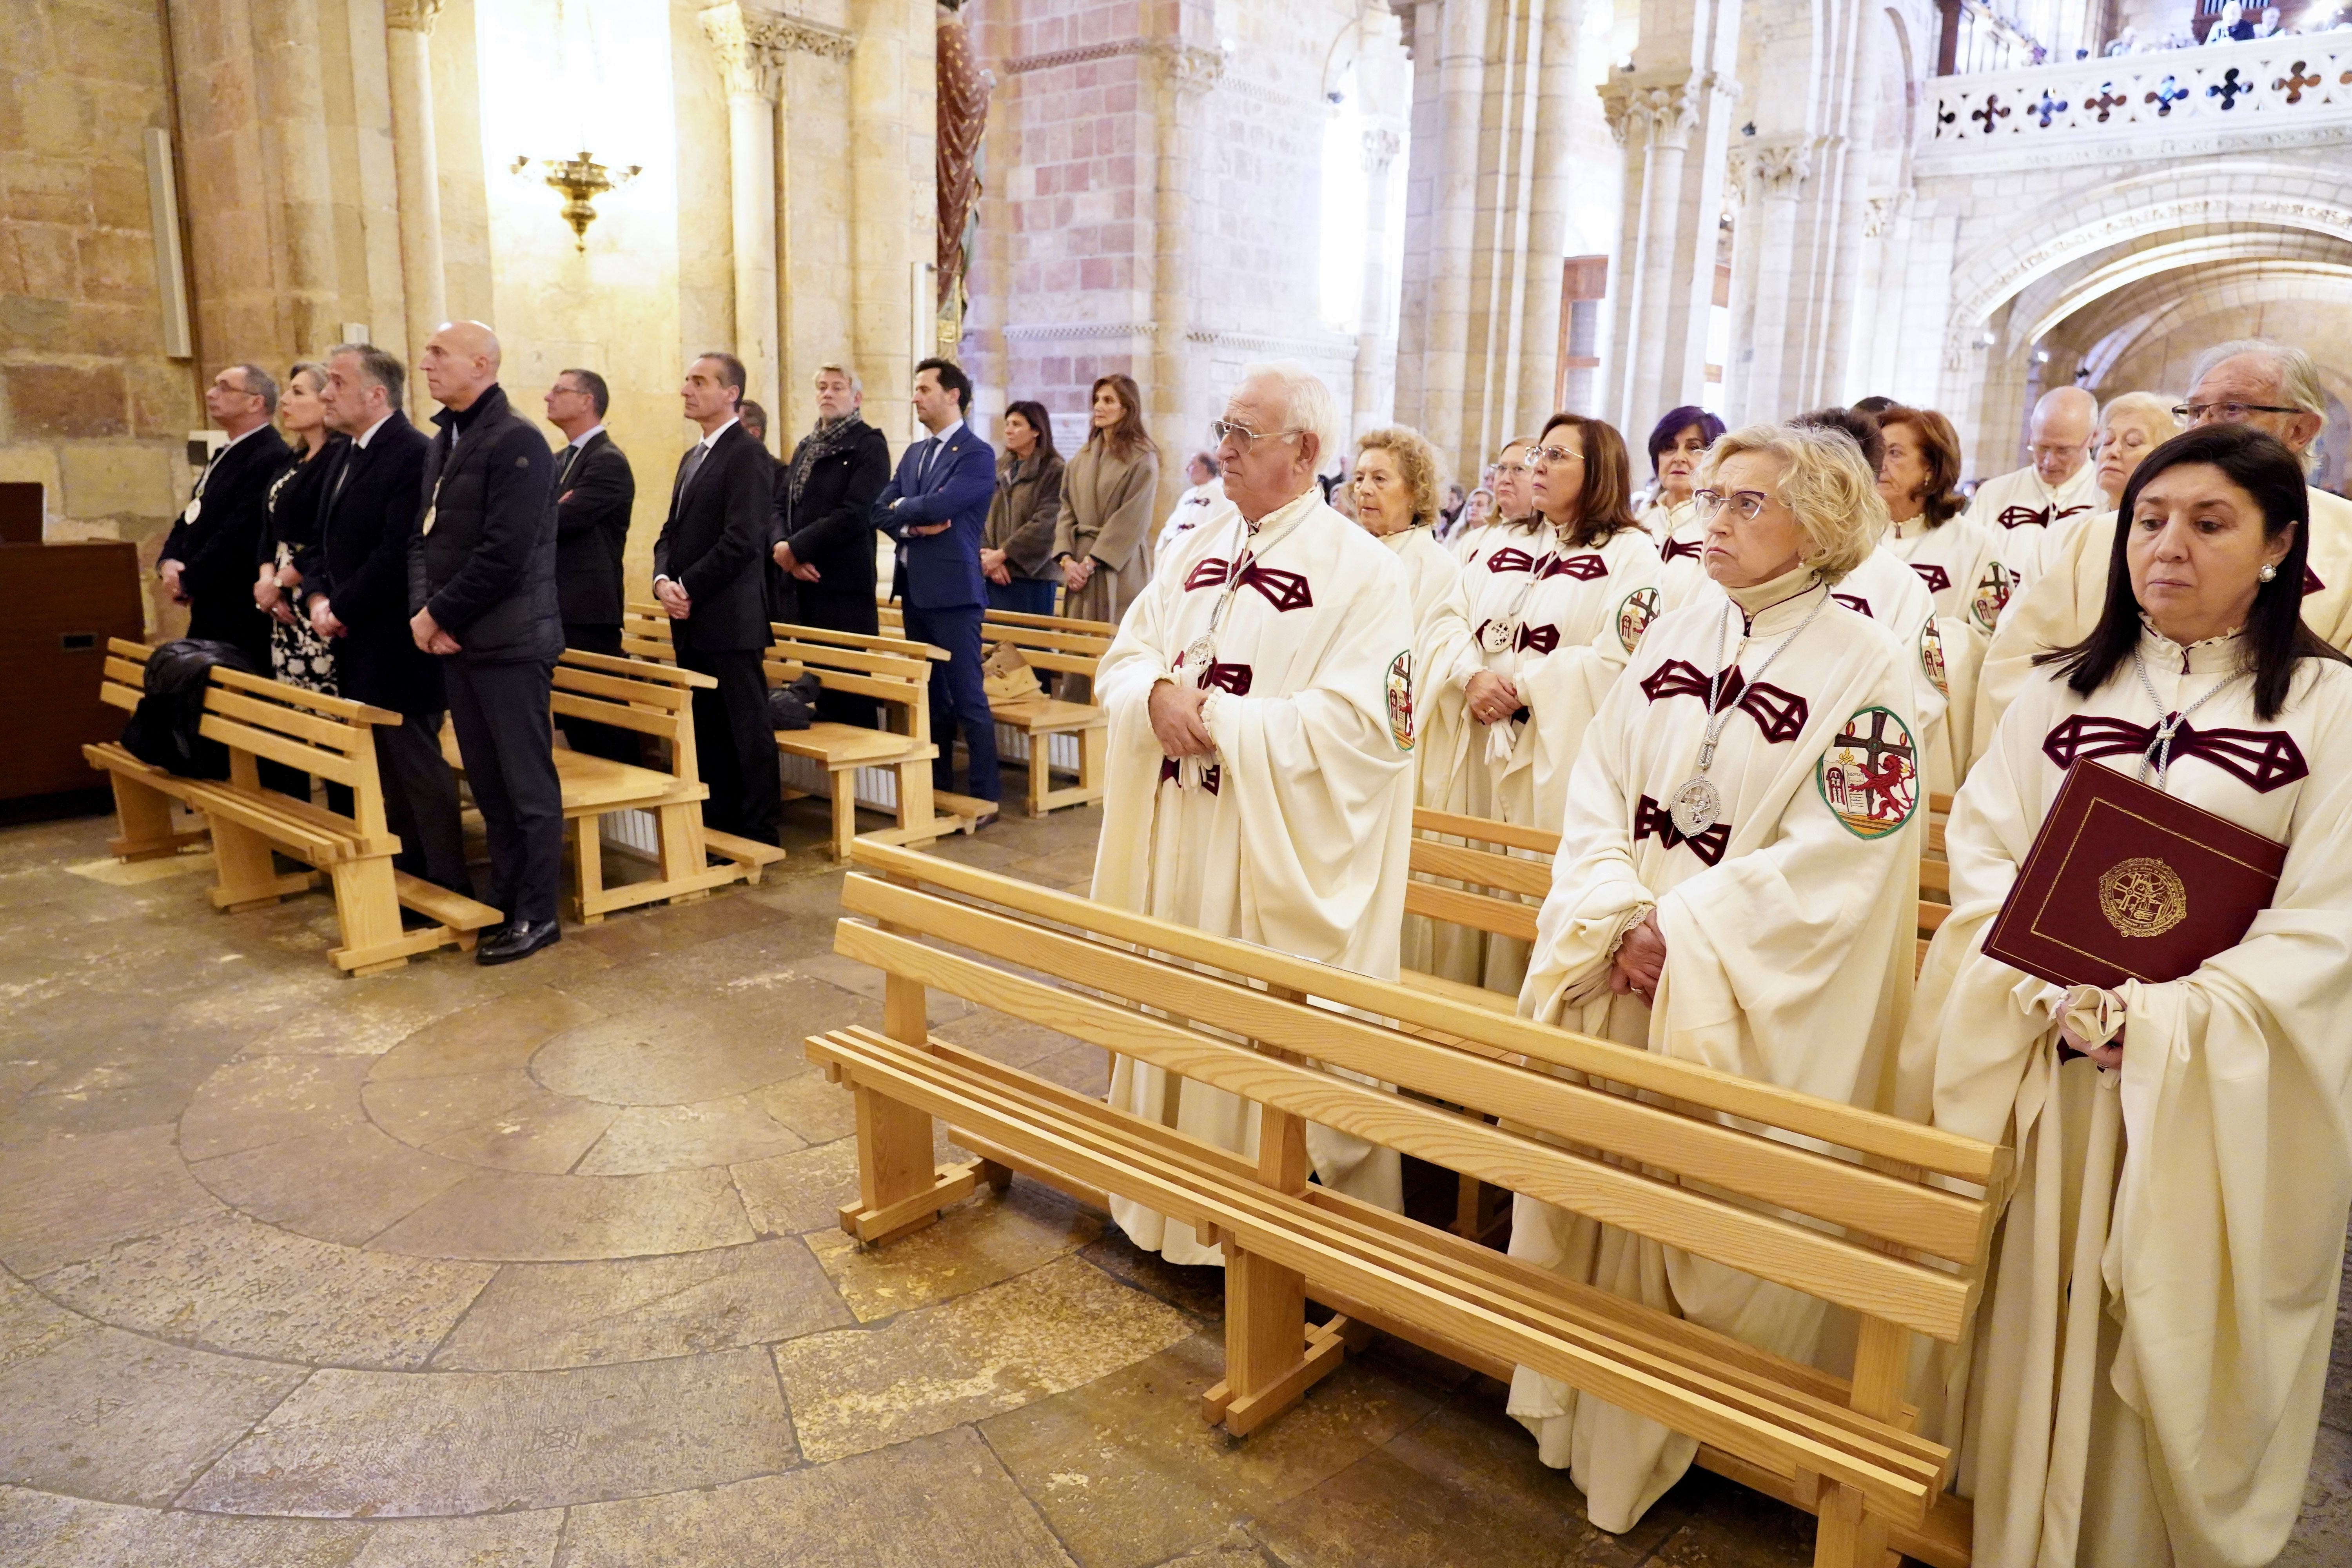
[874,358,1000,806]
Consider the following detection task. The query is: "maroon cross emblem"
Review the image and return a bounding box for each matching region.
[1639,660,1809,743]
[1538,553,1608,581]
[1486,547,1537,574]
[1661,537,1703,562]
[1910,563,1952,593]
[2042,716,2307,793]
[1996,504,2053,530]
[1181,557,1312,610]
[1833,593,1873,617]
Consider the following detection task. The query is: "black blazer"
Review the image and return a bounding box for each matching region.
[652,421,775,655]
[782,422,891,619]
[408,384,561,665]
[552,429,635,627]
[298,410,440,715]
[258,437,345,566]
[162,427,291,610]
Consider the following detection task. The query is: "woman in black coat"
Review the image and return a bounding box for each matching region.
[777,365,893,725]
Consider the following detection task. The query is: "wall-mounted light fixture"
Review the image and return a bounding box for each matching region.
[510,150,641,251]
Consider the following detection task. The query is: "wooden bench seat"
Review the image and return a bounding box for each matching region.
[880,603,1114,818]
[816,840,2004,1568]
[84,639,501,974]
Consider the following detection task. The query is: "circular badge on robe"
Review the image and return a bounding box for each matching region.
[1817,706,1920,840]
[1969,561,2014,633]
[1919,619,1948,698]
[1386,651,1415,752]
[1615,586,1660,653]
[1477,617,1515,654]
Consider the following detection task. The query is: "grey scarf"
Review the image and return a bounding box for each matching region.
[788,410,869,509]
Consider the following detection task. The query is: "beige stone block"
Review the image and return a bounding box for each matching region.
[0,292,72,350]
[58,439,169,515]
[0,152,93,227]
[88,157,151,230]
[76,228,154,305]
[0,219,79,297]
[12,73,97,160]
[7,363,123,439]
[53,0,167,90]
[124,359,196,439]
[0,443,64,499]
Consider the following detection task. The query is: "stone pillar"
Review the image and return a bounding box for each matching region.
[847,0,936,446]
[1148,40,1223,485]
[1419,0,1491,464]
[1353,127,1404,436]
[701,3,784,427]
[1722,138,1809,426]
[383,0,447,361]
[1512,0,1577,429]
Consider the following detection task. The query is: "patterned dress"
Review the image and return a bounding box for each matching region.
[264,442,340,695]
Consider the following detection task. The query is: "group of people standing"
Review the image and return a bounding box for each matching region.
[1078,342,2352,1568]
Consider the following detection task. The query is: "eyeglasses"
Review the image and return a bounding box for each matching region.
[2172,402,2305,424]
[1210,419,1304,452]
[1691,489,1774,522]
[1532,445,1586,466]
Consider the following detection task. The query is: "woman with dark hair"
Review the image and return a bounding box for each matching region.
[1879,403,2000,783]
[1644,407,1726,612]
[1491,413,1663,849]
[1051,373,1160,648]
[982,400,1065,615]
[1900,425,2352,1568]
[252,361,343,696]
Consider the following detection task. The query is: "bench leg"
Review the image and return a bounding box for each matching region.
[830,768,857,860]
[208,817,301,911]
[325,857,414,975]
[655,802,711,906]
[105,772,203,861]
[1200,1245,1347,1436]
[1078,723,1107,804]
[837,1083,981,1244]
[897,763,939,850]
[1025,737,1048,818]
[1810,1316,1908,1568]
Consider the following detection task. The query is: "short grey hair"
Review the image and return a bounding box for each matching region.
[230,363,279,415]
[328,343,406,413]
[1697,424,1888,584]
[2099,390,2178,441]
[2190,339,2329,419]
[1236,360,1339,465]
[815,361,862,396]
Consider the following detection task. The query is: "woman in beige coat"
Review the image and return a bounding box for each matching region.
[1052,373,1160,651]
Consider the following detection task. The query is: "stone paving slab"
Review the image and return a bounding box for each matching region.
[804,1181,1102,1323]
[192,1123,475,1248]
[366,1166,756,1262]
[0,1125,224,1276]
[178,1055,372,1163]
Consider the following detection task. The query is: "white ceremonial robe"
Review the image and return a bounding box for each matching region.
[1386,526,1480,982]
[1451,522,1552,991]
[1495,526,1666,839]
[1651,501,1710,615]
[1973,485,2352,768]
[1962,463,2103,599]
[1888,513,2003,790]
[1153,480,1229,577]
[1448,518,1494,564]
[1094,488,1417,1266]
[1506,578,1926,1532]
[1896,628,2352,1568]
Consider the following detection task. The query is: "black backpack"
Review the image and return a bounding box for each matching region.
[764,671,824,731]
[118,639,262,780]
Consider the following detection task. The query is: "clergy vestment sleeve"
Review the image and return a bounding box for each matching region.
[1517,672,1660,1024]
[1503,543,1664,828]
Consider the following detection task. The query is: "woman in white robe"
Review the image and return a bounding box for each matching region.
[1353,425,1478,981]
[1898,425,2352,1568]
[1506,425,1926,1531]
[1879,404,1997,789]
[1095,364,1416,1266]
[1492,415,1666,842]
[1641,407,1725,613]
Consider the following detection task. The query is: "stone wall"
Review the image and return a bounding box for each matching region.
[0,0,200,631]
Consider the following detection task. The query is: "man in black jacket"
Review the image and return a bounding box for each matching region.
[737,399,796,628]
[776,361,891,726]
[543,367,639,764]
[653,352,780,845]
[301,343,467,894]
[159,363,290,665]
[410,322,562,963]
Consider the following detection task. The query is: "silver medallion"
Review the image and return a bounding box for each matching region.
[1478,617,1514,654]
[1667,775,1720,838]
[181,497,202,525]
[1183,633,1214,670]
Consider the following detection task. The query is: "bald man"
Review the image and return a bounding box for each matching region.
[409,321,563,963]
[1960,386,2101,610]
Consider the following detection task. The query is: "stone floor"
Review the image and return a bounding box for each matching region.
[0,794,2345,1568]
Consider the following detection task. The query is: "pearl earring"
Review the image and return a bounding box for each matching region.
[2259,563,2278,583]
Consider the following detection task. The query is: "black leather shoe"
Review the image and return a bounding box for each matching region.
[477,919,560,965]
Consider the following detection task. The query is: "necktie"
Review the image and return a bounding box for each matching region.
[913,438,938,491]
[679,440,708,495]
[556,443,581,489]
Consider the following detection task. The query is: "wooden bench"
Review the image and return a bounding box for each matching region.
[880,603,1114,819]
[84,639,502,975]
[441,646,782,923]
[622,606,977,858]
[813,840,2005,1568]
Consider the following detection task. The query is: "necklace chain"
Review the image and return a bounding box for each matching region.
[2131,646,2239,788]
[1695,587,1829,775]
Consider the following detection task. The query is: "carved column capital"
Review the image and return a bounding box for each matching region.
[701,4,781,100]
[1601,73,1703,152]
[384,0,443,34]
[756,11,855,61]
[1154,40,1226,96]
[1361,127,1402,175]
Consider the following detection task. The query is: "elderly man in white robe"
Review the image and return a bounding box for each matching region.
[1505,424,1926,1531]
[1963,386,2102,596]
[1973,344,2352,763]
[1899,425,2352,1568]
[1096,363,1418,1265]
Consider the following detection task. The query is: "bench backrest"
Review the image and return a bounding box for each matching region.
[878,603,1114,683]
[551,644,712,783]
[622,604,938,741]
[101,638,404,840]
[838,839,2004,1347]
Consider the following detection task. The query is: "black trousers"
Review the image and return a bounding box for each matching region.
[444,657,564,926]
[675,644,780,844]
[376,710,468,895]
[903,601,998,802]
[560,622,641,764]
[797,586,880,730]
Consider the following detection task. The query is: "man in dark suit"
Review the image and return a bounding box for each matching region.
[543,366,639,764]
[299,343,466,893]
[408,322,563,964]
[776,361,891,727]
[874,357,998,806]
[653,352,780,845]
[159,363,290,665]
[737,398,796,626]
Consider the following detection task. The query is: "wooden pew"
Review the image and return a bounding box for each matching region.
[814,840,2004,1568]
[83,639,502,975]
[878,603,1113,819]
[622,606,973,858]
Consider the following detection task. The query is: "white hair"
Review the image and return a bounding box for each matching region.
[2190,339,2328,419]
[1236,361,1340,465]
[814,361,862,396]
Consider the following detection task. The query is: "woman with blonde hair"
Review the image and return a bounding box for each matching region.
[1051,374,1160,651]
[1878,403,1999,785]
[1354,424,1476,978]
[1504,423,1928,1530]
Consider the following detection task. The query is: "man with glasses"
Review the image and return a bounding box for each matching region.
[1093,362,1418,1266]
[1960,386,2101,599]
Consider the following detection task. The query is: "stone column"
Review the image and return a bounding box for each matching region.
[1512,0,1577,430]
[1353,127,1404,436]
[383,0,446,361]
[1420,0,1491,465]
[1724,138,1809,425]
[1148,40,1223,491]
[702,3,784,426]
